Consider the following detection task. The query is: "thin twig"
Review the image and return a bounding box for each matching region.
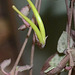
[29,0,39,75]
[38,0,41,13]
[66,0,73,49]
[35,0,38,9]
[68,69,72,75]
[65,0,74,75]
[73,2,75,29]
[65,0,69,32]
[65,0,69,15]
[30,34,35,75]
[29,0,42,75]
[65,0,73,48]
[10,27,32,75]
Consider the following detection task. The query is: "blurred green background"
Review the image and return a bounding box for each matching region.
[13,0,68,75]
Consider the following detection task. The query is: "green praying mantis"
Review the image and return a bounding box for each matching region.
[12,0,46,46]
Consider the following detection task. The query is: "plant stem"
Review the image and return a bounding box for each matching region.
[65,0,69,21]
[10,27,32,75]
[29,0,39,75]
[38,0,41,13]
[30,34,35,75]
[65,0,74,75]
[73,2,75,29]
[65,0,73,48]
[65,0,73,49]
[68,69,72,75]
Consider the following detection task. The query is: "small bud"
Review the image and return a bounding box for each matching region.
[19,5,30,18]
[18,25,27,31]
[18,5,30,27]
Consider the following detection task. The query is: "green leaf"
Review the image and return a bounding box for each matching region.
[57,31,73,53]
[44,54,65,73]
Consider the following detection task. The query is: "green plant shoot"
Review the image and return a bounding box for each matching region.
[12,6,43,44]
[27,0,46,43]
[12,0,46,45]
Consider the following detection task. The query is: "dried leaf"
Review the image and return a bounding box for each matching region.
[57,31,73,53]
[40,54,56,75]
[0,59,11,70]
[16,65,32,72]
[44,54,65,73]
